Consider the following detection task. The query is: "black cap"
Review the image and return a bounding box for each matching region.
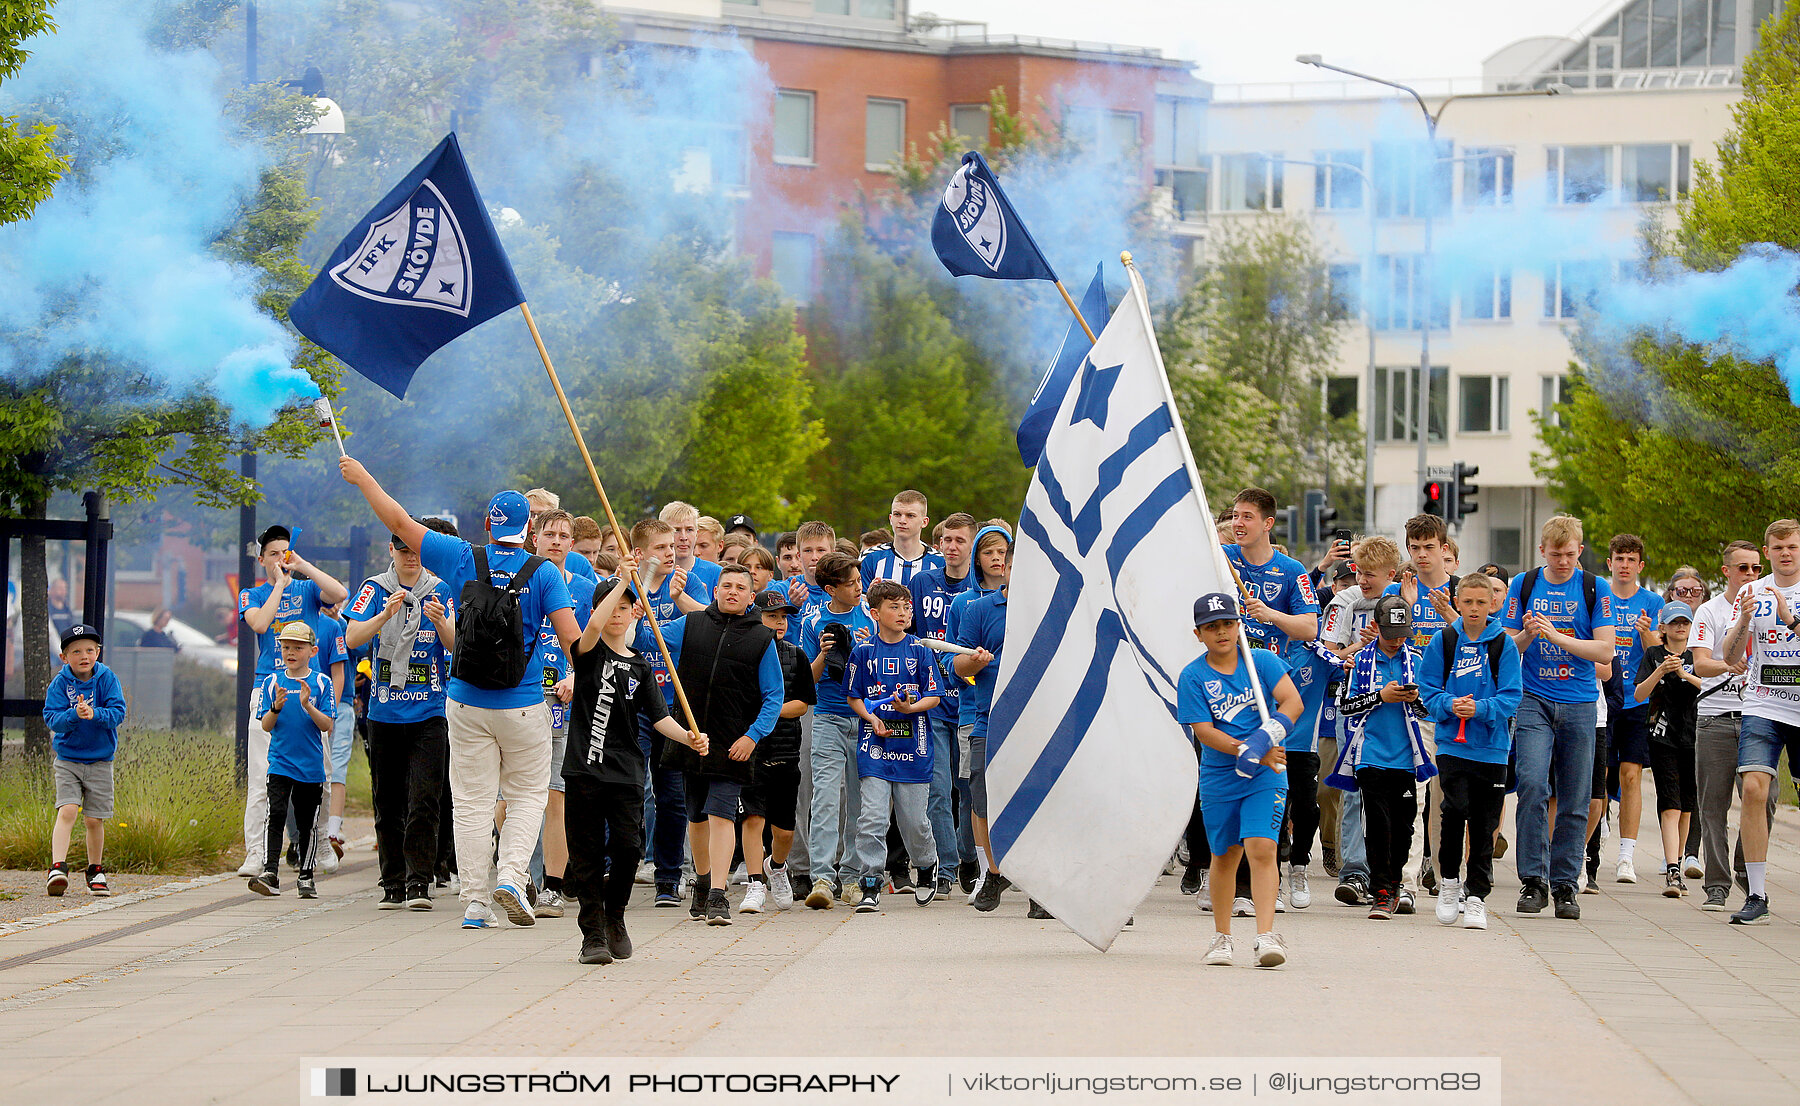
[1332,561,1357,583]
[257,524,291,549]
[726,514,757,535]
[754,588,800,615]
[1194,592,1239,626]
[60,623,101,649]
[603,576,641,603]
[1375,594,1413,641]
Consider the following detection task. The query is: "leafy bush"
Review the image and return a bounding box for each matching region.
[171,656,236,732]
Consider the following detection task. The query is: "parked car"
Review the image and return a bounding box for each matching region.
[110,610,238,674]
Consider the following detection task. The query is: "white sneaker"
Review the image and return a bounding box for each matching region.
[1289,866,1311,909]
[1203,932,1235,966]
[1617,858,1637,884]
[461,901,497,929]
[729,863,749,887]
[1231,896,1254,918]
[1683,855,1704,880]
[635,861,655,886]
[769,868,794,911]
[318,846,340,875]
[1462,895,1488,930]
[1198,889,1213,913]
[1436,876,1463,925]
[740,880,767,914]
[1253,932,1288,968]
[966,876,985,905]
[235,857,261,877]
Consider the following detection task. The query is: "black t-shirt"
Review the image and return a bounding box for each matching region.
[564,641,668,787]
[1638,645,1700,748]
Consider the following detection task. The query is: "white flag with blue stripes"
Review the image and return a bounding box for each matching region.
[986,262,1224,951]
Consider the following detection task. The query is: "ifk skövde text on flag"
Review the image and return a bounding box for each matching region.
[985,264,1225,951]
[930,151,1057,283]
[1016,264,1107,467]
[289,134,525,399]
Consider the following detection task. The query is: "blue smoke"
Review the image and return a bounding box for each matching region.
[0,0,318,427]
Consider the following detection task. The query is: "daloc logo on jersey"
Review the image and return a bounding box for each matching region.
[940,163,1007,272]
[328,180,473,316]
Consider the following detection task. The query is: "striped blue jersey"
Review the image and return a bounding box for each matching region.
[860,544,945,590]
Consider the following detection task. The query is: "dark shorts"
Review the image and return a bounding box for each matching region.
[1613,705,1652,767]
[1648,741,1698,813]
[742,759,800,831]
[683,773,743,824]
[1592,725,1611,801]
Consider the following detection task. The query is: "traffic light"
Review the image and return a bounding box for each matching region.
[1453,462,1480,524]
[1421,478,1445,517]
[1276,505,1300,548]
[1303,489,1336,547]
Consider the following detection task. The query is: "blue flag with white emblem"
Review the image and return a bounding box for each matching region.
[1017,264,1108,467]
[289,134,525,399]
[930,151,1057,283]
[986,262,1231,951]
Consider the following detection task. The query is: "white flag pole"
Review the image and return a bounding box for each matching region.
[1118,251,1274,728]
[312,397,347,458]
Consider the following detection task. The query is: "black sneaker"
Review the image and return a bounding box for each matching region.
[1420,864,1438,894]
[1368,889,1394,919]
[578,936,614,965]
[689,878,711,921]
[297,872,317,899]
[887,869,913,895]
[46,862,69,897]
[1321,844,1339,878]
[705,888,732,925]
[249,869,280,896]
[914,867,938,906]
[957,860,979,894]
[285,845,300,870]
[406,884,433,910]
[378,888,406,910]
[1395,888,1417,915]
[1335,874,1369,906]
[1517,878,1549,914]
[1585,855,1600,891]
[1179,867,1203,896]
[1663,866,1686,898]
[1730,894,1771,926]
[972,872,1011,912]
[1553,883,1580,919]
[603,909,634,960]
[935,875,955,899]
[856,876,881,913]
[655,882,680,908]
[1027,899,1052,919]
[1702,886,1730,912]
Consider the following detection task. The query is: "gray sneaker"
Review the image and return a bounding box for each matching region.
[534,889,567,918]
[1702,886,1729,912]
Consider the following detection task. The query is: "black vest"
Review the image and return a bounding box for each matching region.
[663,606,775,782]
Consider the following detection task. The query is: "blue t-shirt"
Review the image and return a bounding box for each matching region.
[909,566,976,723]
[1383,577,1456,653]
[845,635,945,782]
[538,571,597,691]
[1282,642,1339,753]
[240,577,323,677]
[347,576,454,725]
[316,616,350,701]
[947,585,1000,727]
[1223,545,1320,654]
[1349,644,1419,772]
[566,551,596,580]
[799,603,878,717]
[860,545,946,590]
[1610,583,1665,707]
[950,589,1008,737]
[790,578,830,622]
[684,558,721,607]
[256,669,336,783]
[418,531,574,709]
[1176,647,1291,799]
[1503,569,1615,705]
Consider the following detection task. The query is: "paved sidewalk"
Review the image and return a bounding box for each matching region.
[1,814,1797,1105]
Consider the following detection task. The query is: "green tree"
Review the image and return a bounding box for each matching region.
[0,0,61,224]
[1537,5,1800,573]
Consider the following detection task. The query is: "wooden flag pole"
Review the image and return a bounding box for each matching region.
[1053,279,1099,345]
[519,302,701,736]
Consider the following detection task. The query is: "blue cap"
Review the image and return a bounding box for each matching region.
[486,491,531,544]
[1194,592,1239,626]
[1660,601,1695,625]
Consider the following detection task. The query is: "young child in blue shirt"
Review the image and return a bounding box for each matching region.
[251,622,337,899]
[43,623,128,897]
[1178,593,1302,969]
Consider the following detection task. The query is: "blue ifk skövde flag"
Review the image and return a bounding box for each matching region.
[289,134,524,399]
[985,263,1230,951]
[1016,264,1107,467]
[930,151,1057,283]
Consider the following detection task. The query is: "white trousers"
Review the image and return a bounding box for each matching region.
[447,700,551,904]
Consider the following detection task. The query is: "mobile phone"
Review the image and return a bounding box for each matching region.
[1332,528,1353,545]
[1398,683,1418,694]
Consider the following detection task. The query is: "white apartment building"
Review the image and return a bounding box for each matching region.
[1195,0,1780,569]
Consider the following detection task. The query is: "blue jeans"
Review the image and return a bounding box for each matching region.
[637,714,687,886]
[927,716,961,872]
[807,713,862,885]
[1514,693,1598,888]
[1338,788,1369,881]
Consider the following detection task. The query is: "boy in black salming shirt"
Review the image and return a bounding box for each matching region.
[1634,601,1704,898]
[564,569,708,965]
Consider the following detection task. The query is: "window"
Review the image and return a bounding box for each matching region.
[1216,153,1283,211]
[1102,110,1140,165]
[770,232,815,303]
[773,90,814,164]
[1374,365,1449,443]
[1539,373,1569,426]
[950,104,989,145]
[1327,262,1362,319]
[815,0,849,13]
[1622,142,1691,201]
[1544,261,1612,319]
[1313,150,1364,210]
[1712,0,1738,66]
[865,98,905,170]
[1155,167,1209,221]
[1154,98,1204,167]
[1459,375,1510,433]
[859,0,895,16]
[1326,376,1359,420]
[1461,267,1512,321]
[1372,141,1452,217]
[1492,528,1523,569]
[1462,148,1514,207]
[1371,254,1448,331]
[1547,145,1612,204]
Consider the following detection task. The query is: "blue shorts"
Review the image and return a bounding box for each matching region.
[684,773,743,823]
[1203,785,1287,855]
[327,709,355,785]
[1738,715,1800,777]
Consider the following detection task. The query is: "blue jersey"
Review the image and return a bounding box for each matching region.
[684,558,721,608]
[799,603,878,717]
[860,545,945,590]
[240,577,323,677]
[347,576,454,725]
[950,590,1008,738]
[1383,577,1456,653]
[1176,647,1291,799]
[947,585,999,727]
[1282,642,1340,753]
[909,566,976,723]
[566,551,596,580]
[1223,545,1320,654]
[316,616,350,700]
[418,531,574,709]
[537,572,597,692]
[1503,569,1615,705]
[1610,583,1665,702]
[845,635,945,782]
[256,669,336,784]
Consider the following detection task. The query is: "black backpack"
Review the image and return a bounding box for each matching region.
[1438,625,1507,686]
[451,546,546,692]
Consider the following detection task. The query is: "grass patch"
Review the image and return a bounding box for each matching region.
[0,727,371,874]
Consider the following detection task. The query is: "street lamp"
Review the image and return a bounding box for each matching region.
[1295,54,1562,528]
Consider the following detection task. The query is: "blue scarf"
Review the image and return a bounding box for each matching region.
[1325,640,1437,791]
